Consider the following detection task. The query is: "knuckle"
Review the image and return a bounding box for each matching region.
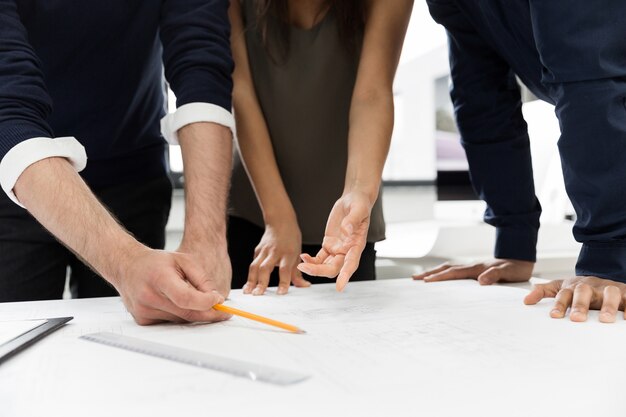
[179,309,196,322]
[134,317,152,326]
[135,286,153,303]
[559,287,573,296]
[132,306,151,321]
[248,263,259,274]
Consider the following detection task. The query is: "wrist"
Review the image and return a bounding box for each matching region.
[180,231,228,252]
[262,204,298,227]
[105,235,149,289]
[182,214,228,247]
[342,183,379,208]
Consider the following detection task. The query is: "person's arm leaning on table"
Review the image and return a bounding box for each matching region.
[297,0,414,291]
[0,0,229,325]
[159,0,237,298]
[413,1,540,290]
[521,0,626,323]
[415,0,626,323]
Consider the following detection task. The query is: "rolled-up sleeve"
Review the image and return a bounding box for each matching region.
[159,0,235,144]
[427,0,541,262]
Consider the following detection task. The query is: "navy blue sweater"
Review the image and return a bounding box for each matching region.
[0,0,232,187]
[427,0,626,282]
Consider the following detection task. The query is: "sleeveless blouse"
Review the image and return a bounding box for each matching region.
[229,0,385,243]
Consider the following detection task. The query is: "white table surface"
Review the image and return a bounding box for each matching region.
[0,278,623,417]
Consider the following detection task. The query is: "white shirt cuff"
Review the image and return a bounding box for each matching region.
[0,137,87,208]
[160,102,235,145]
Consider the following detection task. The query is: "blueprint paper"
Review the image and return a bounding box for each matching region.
[0,280,624,417]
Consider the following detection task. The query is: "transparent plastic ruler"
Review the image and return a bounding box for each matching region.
[80,332,310,386]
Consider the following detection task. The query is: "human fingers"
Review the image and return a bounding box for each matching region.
[277,260,293,295]
[476,266,505,285]
[569,283,593,322]
[412,262,453,280]
[549,288,573,319]
[244,251,265,294]
[129,303,182,326]
[173,252,231,299]
[599,286,621,323]
[300,247,330,265]
[158,275,225,312]
[253,254,278,296]
[292,269,311,288]
[298,254,344,278]
[158,297,232,323]
[336,245,362,292]
[422,264,485,283]
[523,281,562,305]
[129,287,228,325]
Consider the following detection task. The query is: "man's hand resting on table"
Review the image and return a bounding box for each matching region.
[412,258,534,285]
[114,247,232,326]
[413,258,626,323]
[524,276,626,323]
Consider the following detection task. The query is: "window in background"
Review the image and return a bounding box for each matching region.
[434,75,477,200]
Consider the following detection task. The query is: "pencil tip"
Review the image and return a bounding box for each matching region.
[296,329,307,334]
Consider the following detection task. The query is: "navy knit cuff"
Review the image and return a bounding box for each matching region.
[494,227,538,263]
[0,121,53,159]
[576,243,626,284]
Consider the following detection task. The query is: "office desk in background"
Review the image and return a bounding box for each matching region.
[0,279,623,417]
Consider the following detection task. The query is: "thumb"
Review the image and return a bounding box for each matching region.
[340,215,358,236]
[341,206,369,236]
[477,266,502,285]
[292,270,312,288]
[523,280,563,305]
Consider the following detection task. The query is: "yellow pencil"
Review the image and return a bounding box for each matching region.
[213,304,306,334]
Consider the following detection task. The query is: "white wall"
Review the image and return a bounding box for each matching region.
[384,4,448,182]
[386,47,449,182]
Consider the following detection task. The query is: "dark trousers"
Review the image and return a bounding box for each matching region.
[227,216,376,289]
[0,175,172,302]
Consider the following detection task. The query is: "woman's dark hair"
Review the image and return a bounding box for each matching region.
[255,0,365,61]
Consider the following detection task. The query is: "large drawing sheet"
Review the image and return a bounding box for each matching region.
[1,279,624,417]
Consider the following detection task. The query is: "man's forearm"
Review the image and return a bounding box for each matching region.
[178,122,232,245]
[13,157,145,287]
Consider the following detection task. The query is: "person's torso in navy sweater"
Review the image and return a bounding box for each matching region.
[1,1,232,187]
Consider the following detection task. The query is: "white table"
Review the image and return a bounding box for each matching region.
[1,279,623,417]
